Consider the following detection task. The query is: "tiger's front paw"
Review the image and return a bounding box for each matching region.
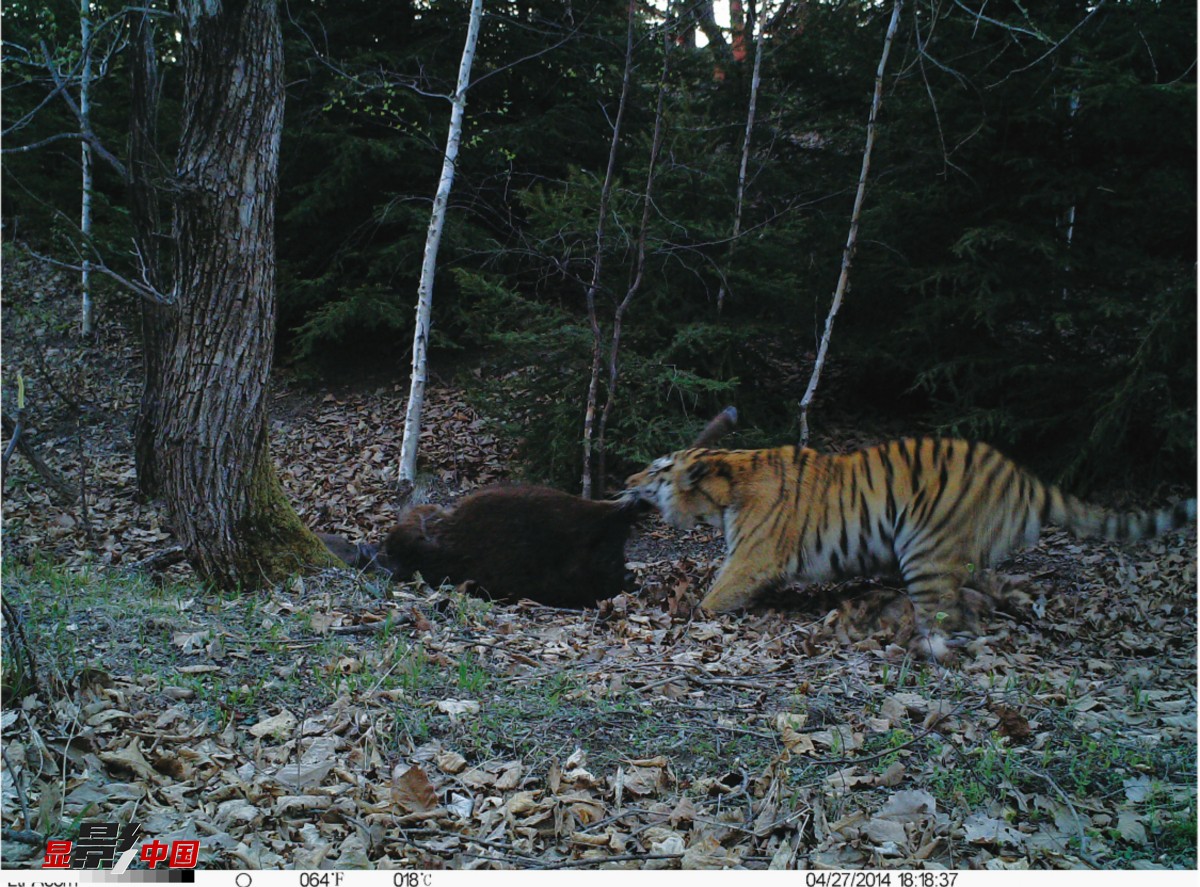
[699,587,756,613]
[907,630,968,664]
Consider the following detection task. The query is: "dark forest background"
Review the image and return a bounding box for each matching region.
[3,0,1195,494]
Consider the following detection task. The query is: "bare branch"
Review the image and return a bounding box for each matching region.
[22,245,174,306]
[466,13,581,92]
[985,0,1109,89]
[38,40,128,178]
[2,411,78,505]
[5,8,165,139]
[285,5,452,101]
[799,0,904,446]
[2,732,38,823]
[596,17,674,490]
[2,75,77,139]
[910,1,954,176]
[952,0,1048,42]
[580,0,638,499]
[1,131,91,154]
[717,0,766,312]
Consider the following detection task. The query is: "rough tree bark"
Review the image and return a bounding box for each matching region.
[398,0,484,486]
[798,0,902,446]
[580,0,637,500]
[154,0,332,588]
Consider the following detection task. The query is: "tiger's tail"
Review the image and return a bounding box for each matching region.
[692,406,738,448]
[1047,487,1196,543]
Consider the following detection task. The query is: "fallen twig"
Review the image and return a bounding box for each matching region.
[132,546,188,573]
[1,828,44,846]
[2,411,78,504]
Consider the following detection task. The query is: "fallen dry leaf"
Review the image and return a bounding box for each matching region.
[992,704,1032,743]
[436,750,468,774]
[393,765,439,814]
[436,699,481,720]
[250,709,298,740]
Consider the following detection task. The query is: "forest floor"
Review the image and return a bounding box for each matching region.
[1,260,1196,870]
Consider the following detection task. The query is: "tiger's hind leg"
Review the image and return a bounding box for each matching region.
[899,560,976,661]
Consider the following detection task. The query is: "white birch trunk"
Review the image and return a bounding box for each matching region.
[798,0,902,446]
[80,0,94,336]
[398,0,483,485]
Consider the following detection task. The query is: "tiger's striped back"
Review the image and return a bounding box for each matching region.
[624,437,1196,659]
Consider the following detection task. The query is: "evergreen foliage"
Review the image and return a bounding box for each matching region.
[3,0,1194,492]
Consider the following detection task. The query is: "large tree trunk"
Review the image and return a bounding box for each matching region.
[155,0,331,588]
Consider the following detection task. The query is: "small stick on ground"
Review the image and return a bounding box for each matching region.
[2,411,78,504]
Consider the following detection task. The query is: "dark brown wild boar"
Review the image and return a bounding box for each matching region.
[382,486,649,607]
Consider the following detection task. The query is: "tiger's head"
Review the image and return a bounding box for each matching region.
[623,408,739,530]
[626,447,747,531]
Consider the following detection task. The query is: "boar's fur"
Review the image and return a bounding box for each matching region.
[381,485,649,607]
[319,488,649,607]
[316,533,383,572]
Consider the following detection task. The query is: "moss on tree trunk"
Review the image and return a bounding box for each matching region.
[235,440,339,582]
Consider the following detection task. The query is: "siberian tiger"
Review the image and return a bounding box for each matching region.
[624,437,1196,659]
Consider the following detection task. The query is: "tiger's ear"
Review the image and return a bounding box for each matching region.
[681,458,711,490]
